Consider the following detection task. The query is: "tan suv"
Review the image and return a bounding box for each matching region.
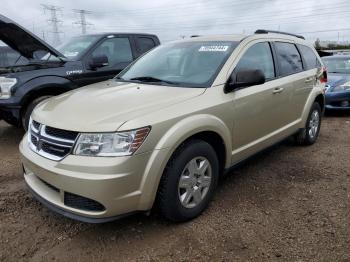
[20,30,326,223]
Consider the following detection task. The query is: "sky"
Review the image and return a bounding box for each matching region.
[2,0,350,46]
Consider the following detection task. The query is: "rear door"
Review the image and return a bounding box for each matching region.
[81,36,134,85]
[272,42,307,122]
[295,44,322,116]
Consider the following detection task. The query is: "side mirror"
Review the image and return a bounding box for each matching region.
[225,69,265,93]
[90,55,109,69]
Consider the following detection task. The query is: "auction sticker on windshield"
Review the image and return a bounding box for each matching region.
[199,45,229,52]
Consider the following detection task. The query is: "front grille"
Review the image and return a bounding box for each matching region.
[64,192,105,212]
[41,142,71,157]
[31,135,38,147]
[32,120,40,130]
[45,126,78,141]
[29,121,78,161]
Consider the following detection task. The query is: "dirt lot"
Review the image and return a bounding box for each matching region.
[0,113,349,262]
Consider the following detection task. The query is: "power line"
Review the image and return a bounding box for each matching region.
[93,0,281,14]
[299,28,350,34]
[73,9,93,35]
[89,1,350,32]
[41,4,63,45]
[100,10,350,31]
[28,1,350,43]
[91,0,347,16]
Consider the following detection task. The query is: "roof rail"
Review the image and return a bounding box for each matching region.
[255,29,305,40]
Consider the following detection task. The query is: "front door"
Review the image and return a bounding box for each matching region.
[229,41,291,163]
[81,36,134,86]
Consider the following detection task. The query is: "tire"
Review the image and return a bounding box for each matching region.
[295,102,322,145]
[21,96,52,131]
[157,139,219,222]
[3,118,20,127]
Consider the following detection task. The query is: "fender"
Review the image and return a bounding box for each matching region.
[15,76,77,99]
[137,114,232,210]
[299,87,325,128]
[15,76,78,107]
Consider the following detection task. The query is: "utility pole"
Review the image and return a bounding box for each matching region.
[73,9,93,35]
[41,4,63,46]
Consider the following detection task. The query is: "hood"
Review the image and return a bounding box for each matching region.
[32,80,206,132]
[326,73,350,88]
[0,14,65,60]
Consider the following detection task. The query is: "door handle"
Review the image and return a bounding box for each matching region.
[305,77,314,83]
[272,87,284,94]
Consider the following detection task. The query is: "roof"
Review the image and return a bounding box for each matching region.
[167,32,308,44]
[322,54,350,59]
[170,34,246,43]
[83,32,158,37]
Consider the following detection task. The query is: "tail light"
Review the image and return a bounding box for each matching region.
[320,67,328,83]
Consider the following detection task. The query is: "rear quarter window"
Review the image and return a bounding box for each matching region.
[274,42,303,76]
[297,44,321,70]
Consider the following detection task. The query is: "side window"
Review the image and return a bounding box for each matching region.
[297,44,321,70]
[137,37,156,54]
[91,37,133,68]
[274,42,303,76]
[235,42,275,79]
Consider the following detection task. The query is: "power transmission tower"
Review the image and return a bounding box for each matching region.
[41,4,63,46]
[73,9,93,35]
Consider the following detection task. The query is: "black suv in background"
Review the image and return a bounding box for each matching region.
[0,14,160,129]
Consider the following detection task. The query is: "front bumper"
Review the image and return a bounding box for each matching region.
[0,95,23,124]
[325,91,350,110]
[20,134,155,222]
[0,105,21,125]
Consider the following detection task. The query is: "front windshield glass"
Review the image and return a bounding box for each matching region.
[57,35,100,60]
[119,41,238,87]
[323,57,350,74]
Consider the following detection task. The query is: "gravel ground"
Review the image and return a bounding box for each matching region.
[0,113,349,262]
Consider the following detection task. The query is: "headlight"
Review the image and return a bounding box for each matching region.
[73,127,151,157]
[331,81,350,92]
[0,77,17,99]
[324,84,331,93]
[332,85,350,92]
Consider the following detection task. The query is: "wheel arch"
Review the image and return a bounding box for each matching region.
[137,114,232,210]
[18,76,77,121]
[301,89,325,127]
[314,93,325,114]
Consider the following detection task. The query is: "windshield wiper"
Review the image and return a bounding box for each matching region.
[129,76,178,85]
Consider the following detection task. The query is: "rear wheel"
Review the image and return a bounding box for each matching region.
[295,102,322,145]
[157,139,219,222]
[21,96,52,131]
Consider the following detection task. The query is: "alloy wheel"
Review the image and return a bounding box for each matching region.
[308,110,320,139]
[178,157,212,209]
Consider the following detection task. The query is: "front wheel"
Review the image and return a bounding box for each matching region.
[157,139,219,222]
[295,102,322,145]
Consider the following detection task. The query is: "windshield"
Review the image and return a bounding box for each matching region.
[119,41,238,87]
[57,35,100,60]
[323,57,350,74]
[0,41,62,67]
